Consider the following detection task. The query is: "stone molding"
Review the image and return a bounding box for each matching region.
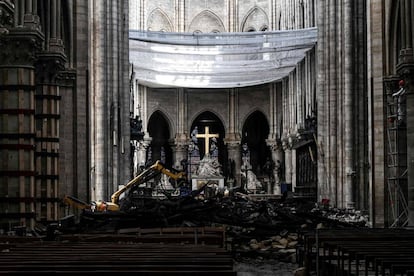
[35,52,67,84]
[0,28,44,66]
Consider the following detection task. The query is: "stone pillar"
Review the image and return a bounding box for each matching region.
[225,88,241,187]
[228,0,238,32]
[173,87,188,170]
[175,0,185,32]
[33,0,66,222]
[89,1,130,200]
[344,0,355,209]
[172,136,188,170]
[266,139,283,195]
[0,17,43,229]
[58,70,76,204]
[397,50,414,227]
[135,137,151,174]
[225,139,241,188]
[282,137,293,187]
[35,51,66,222]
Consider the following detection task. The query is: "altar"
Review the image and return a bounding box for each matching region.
[191,176,225,190]
[189,126,225,191]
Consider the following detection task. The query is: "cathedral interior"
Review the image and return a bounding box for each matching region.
[0,0,414,261]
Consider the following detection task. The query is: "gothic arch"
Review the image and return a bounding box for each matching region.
[148,108,175,137]
[241,110,270,175]
[189,111,226,171]
[147,110,173,167]
[147,8,173,32]
[241,108,270,133]
[189,108,226,133]
[241,6,269,32]
[188,10,226,33]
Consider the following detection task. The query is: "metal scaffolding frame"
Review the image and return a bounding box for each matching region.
[386,83,408,227]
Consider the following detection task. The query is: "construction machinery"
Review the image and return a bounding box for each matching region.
[63,160,187,213]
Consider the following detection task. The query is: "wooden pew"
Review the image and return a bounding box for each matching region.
[0,228,235,275]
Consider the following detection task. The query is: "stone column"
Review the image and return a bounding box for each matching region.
[0,12,43,228]
[282,137,293,187]
[228,0,238,32]
[35,0,66,221]
[266,139,283,195]
[89,1,130,200]
[175,0,185,32]
[57,70,76,204]
[225,88,241,187]
[397,50,414,227]
[172,137,188,170]
[344,0,355,209]
[225,140,241,188]
[135,137,151,174]
[35,51,66,222]
[173,87,188,169]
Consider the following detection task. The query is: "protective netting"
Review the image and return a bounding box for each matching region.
[130,28,317,88]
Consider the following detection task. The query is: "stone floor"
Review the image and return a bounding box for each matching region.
[234,258,299,276]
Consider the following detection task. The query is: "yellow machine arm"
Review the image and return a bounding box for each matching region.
[110,160,186,205]
[63,160,186,212]
[63,195,91,210]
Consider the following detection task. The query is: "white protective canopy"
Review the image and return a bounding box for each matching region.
[129,28,317,89]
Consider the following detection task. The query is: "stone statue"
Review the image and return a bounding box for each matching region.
[241,168,262,192]
[210,137,218,157]
[196,156,222,176]
[189,126,199,154]
[157,173,174,190]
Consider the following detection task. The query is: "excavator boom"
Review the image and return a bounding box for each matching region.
[110,160,186,205]
[63,160,186,212]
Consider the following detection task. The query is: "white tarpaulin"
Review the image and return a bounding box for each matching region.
[130,28,317,88]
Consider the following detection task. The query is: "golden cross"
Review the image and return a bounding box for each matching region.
[196,126,219,157]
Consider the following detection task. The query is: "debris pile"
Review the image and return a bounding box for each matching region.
[228,226,299,262]
[3,189,370,266]
[309,205,369,227]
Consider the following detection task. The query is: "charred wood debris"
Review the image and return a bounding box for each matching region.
[31,190,368,264]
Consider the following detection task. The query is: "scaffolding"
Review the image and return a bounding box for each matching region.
[386,82,408,227]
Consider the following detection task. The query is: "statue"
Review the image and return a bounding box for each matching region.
[240,150,262,192]
[157,173,174,190]
[241,168,262,192]
[196,156,222,177]
[210,137,218,157]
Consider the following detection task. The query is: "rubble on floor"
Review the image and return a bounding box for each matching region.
[5,192,369,268]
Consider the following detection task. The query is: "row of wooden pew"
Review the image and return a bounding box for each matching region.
[299,228,414,276]
[0,227,235,275]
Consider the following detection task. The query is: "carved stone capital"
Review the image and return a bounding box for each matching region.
[174,142,188,152]
[35,52,67,83]
[281,137,292,151]
[0,28,44,66]
[224,139,241,150]
[397,48,414,67]
[0,1,14,29]
[383,75,401,94]
[396,49,414,93]
[266,138,282,152]
[57,69,77,87]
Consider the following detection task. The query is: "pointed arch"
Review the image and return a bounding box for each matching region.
[188,10,226,33]
[241,110,270,175]
[147,8,173,32]
[147,110,173,167]
[189,110,227,178]
[241,6,269,32]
